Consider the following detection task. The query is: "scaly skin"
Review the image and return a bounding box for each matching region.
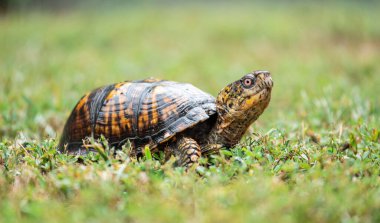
[202,70,273,154]
[171,71,273,166]
[174,137,202,167]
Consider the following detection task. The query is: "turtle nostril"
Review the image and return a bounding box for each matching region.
[265,77,273,88]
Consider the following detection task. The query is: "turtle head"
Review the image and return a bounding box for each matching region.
[217,70,273,118]
[214,70,273,146]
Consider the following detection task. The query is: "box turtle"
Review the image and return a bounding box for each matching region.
[59,70,273,167]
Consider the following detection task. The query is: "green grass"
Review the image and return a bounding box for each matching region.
[1,2,380,222]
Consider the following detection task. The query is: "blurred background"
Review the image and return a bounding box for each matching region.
[0,0,379,140]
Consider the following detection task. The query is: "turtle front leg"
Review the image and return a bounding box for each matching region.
[175,137,202,167]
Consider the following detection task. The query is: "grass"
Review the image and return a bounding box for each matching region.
[1,2,380,222]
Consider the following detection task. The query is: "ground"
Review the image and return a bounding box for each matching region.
[0,2,380,223]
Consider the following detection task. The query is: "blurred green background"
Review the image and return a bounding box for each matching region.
[0,1,379,222]
[1,1,379,139]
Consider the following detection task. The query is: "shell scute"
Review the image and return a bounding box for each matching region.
[59,79,216,153]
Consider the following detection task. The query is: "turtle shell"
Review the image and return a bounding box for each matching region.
[59,79,216,154]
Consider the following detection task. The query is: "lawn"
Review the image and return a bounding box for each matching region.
[0,2,380,222]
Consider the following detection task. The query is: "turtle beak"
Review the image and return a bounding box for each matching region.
[254,70,273,90]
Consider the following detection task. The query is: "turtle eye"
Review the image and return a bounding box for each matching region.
[242,77,255,88]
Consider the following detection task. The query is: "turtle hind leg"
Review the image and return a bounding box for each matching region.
[174,137,201,167]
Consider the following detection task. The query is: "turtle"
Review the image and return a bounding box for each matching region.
[58,70,273,167]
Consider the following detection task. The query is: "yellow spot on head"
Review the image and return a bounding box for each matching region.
[242,94,260,110]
